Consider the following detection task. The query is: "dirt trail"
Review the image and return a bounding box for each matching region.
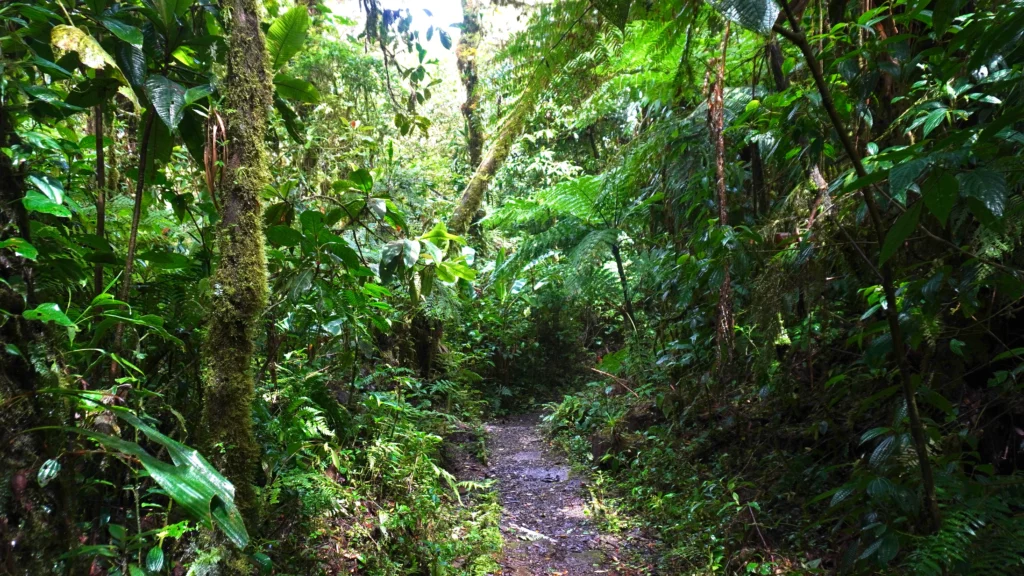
[479,414,650,575]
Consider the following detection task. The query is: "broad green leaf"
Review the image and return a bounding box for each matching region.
[37,459,60,487]
[328,241,361,269]
[23,191,72,218]
[274,96,306,142]
[435,261,457,283]
[273,74,320,103]
[958,169,1007,223]
[102,18,144,47]
[31,56,72,80]
[144,112,173,182]
[350,168,373,192]
[421,239,444,263]
[870,436,896,467]
[266,225,303,247]
[151,0,195,30]
[860,427,891,444]
[439,261,476,282]
[843,169,889,194]
[400,239,420,268]
[116,43,146,89]
[183,84,215,105]
[146,547,164,573]
[23,303,76,327]
[299,209,324,234]
[71,410,249,548]
[993,347,1024,362]
[379,243,402,284]
[830,484,855,507]
[27,174,64,203]
[51,26,120,71]
[179,108,206,165]
[108,524,127,542]
[146,75,187,130]
[922,169,958,225]
[139,250,190,269]
[251,552,272,574]
[267,6,310,70]
[438,29,452,50]
[949,338,966,357]
[420,221,466,246]
[932,0,958,37]
[921,109,945,137]
[867,477,895,499]
[877,533,899,564]
[0,238,38,260]
[879,202,921,265]
[889,158,927,202]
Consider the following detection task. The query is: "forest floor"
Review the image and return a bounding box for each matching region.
[448,413,655,575]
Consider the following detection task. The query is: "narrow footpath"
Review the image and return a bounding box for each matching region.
[479,414,651,575]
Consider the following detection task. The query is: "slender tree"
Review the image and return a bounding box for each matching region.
[202,0,273,526]
[709,23,734,377]
[92,103,106,296]
[457,0,484,169]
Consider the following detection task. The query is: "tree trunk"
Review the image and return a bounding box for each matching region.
[610,241,635,329]
[457,0,484,169]
[112,111,156,360]
[93,103,106,296]
[202,0,273,531]
[709,23,734,377]
[446,95,533,235]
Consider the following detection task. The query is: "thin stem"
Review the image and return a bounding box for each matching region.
[113,112,156,362]
[93,103,106,297]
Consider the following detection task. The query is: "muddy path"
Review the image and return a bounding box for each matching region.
[455,413,653,575]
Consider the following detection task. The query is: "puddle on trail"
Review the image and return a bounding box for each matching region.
[510,450,544,462]
[516,465,570,482]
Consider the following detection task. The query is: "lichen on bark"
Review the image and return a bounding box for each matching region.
[201,0,272,529]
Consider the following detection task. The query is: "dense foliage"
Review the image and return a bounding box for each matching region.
[2,0,1023,574]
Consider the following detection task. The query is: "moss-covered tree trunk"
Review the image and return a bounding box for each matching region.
[202,0,272,523]
[457,0,483,169]
[447,97,532,235]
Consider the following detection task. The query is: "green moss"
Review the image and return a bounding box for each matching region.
[201,0,272,537]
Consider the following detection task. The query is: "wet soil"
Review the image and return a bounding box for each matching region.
[454,413,652,575]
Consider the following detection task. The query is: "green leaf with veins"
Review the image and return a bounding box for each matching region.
[922,169,958,225]
[184,84,215,105]
[146,75,187,130]
[23,303,77,327]
[23,192,72,217]
[273,74,320,103]
[958,169,1006,224]
[71,409,248,548]
[879,202,921,265]
[267,6,310,70]
[102,18,144,47]
[0,238,38,260]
